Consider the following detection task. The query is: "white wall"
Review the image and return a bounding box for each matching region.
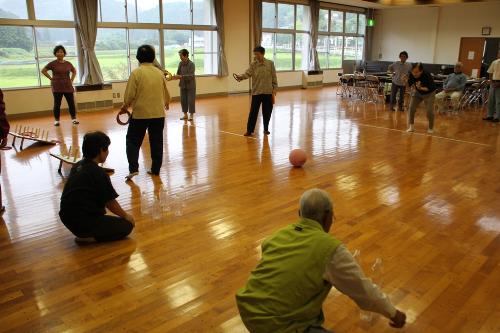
[372,2,500,64]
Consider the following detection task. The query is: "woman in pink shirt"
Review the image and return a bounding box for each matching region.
[41,45,79,126]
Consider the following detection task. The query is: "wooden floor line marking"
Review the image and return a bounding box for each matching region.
[356,123,491,147]
[188,123,259,140]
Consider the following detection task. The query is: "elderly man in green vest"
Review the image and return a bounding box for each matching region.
[236,189,406,333]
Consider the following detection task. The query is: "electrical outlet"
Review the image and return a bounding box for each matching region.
[117,93,120,98]
[113,93,116,98]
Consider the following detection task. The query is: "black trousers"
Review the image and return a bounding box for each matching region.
[390,84,406,108]
[61,214,134,242]
[126,117,165,174]
[247,94,273,133]
[53,92,76,120]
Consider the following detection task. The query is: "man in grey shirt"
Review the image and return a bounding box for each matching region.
[388,51,412,112]
[235,46,278,136]
[435,62,467,113]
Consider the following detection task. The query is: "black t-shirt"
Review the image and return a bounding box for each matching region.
[408,71,436,95]
[60,159,118,220]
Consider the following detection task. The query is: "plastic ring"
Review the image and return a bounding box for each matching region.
[116,110,131,125]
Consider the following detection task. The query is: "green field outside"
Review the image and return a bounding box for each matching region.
[1,48,344,88]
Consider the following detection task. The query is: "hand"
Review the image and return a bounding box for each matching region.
[173,75,181,80]
[416,81,422,89]
[389,310,406,328]
[164,104,169,111]
[125,213,135,226]
[120,104,128,113]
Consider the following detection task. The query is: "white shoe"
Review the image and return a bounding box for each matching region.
[125,171,139,181]
[54,121,60,127]
[406,125,415,133]
[427,129,434,134]
[72,119,79,125]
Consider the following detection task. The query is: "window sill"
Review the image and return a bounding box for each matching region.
[275,69,342,73]
[1,75,223,91]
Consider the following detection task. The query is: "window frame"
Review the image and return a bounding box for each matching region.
[318,8,366,70]
[0,0,80,90]
[261,1,311,72]
[0,0,219,90]
[97,0,219,80]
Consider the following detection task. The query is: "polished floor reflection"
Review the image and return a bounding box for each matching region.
[1,87,499,332]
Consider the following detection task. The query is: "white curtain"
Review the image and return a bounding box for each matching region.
[254,0,262,47]
[308,0,320,70]
[214,0,229,76]
[73,0,104,84]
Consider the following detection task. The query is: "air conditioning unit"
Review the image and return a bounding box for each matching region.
[75,84,113,112]
[302,70,324,89]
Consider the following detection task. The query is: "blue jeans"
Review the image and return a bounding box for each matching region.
[487,84,500,119]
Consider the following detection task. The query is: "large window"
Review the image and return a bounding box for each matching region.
[0,0,219,89]
[318,8,365,69]
[261,2,310,71]
[34,0,74,21]
[0,0,79,88]
[98,0,218,80]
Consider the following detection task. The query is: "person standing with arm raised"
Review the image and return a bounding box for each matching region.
[235,46,278,137]
[41,45,79,127]
[172,49,196,122]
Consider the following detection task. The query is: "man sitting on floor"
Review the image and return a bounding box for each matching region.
[435,62,467,113]
[236,188,406,333]
[59,131,135,243]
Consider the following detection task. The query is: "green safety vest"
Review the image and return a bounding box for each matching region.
[236,218,341,333]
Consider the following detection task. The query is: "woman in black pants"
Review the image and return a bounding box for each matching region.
[41,45,79,126]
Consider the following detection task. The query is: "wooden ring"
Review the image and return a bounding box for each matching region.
[116,110,131,125]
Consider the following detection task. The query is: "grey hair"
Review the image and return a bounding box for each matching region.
[455,62,463,68]
[299,189,333,224]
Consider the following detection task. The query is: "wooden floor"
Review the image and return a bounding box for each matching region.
[1,87,499,332]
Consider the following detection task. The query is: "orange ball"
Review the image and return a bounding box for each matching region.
[289,149,307,167]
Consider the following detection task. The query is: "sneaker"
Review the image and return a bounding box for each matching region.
[188,116,194,121]
[147,170,159,176]
[483,116,494,121]
[406,126,415,133]
[427,129,434,134]
[72,119,79,125]
[243,132,253,137]
[180,114,188,120]
[125,171,139,181]
[54,121,60,127]
[264,130,270,135]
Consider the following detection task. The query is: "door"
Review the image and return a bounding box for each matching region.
[458,37,485,78]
